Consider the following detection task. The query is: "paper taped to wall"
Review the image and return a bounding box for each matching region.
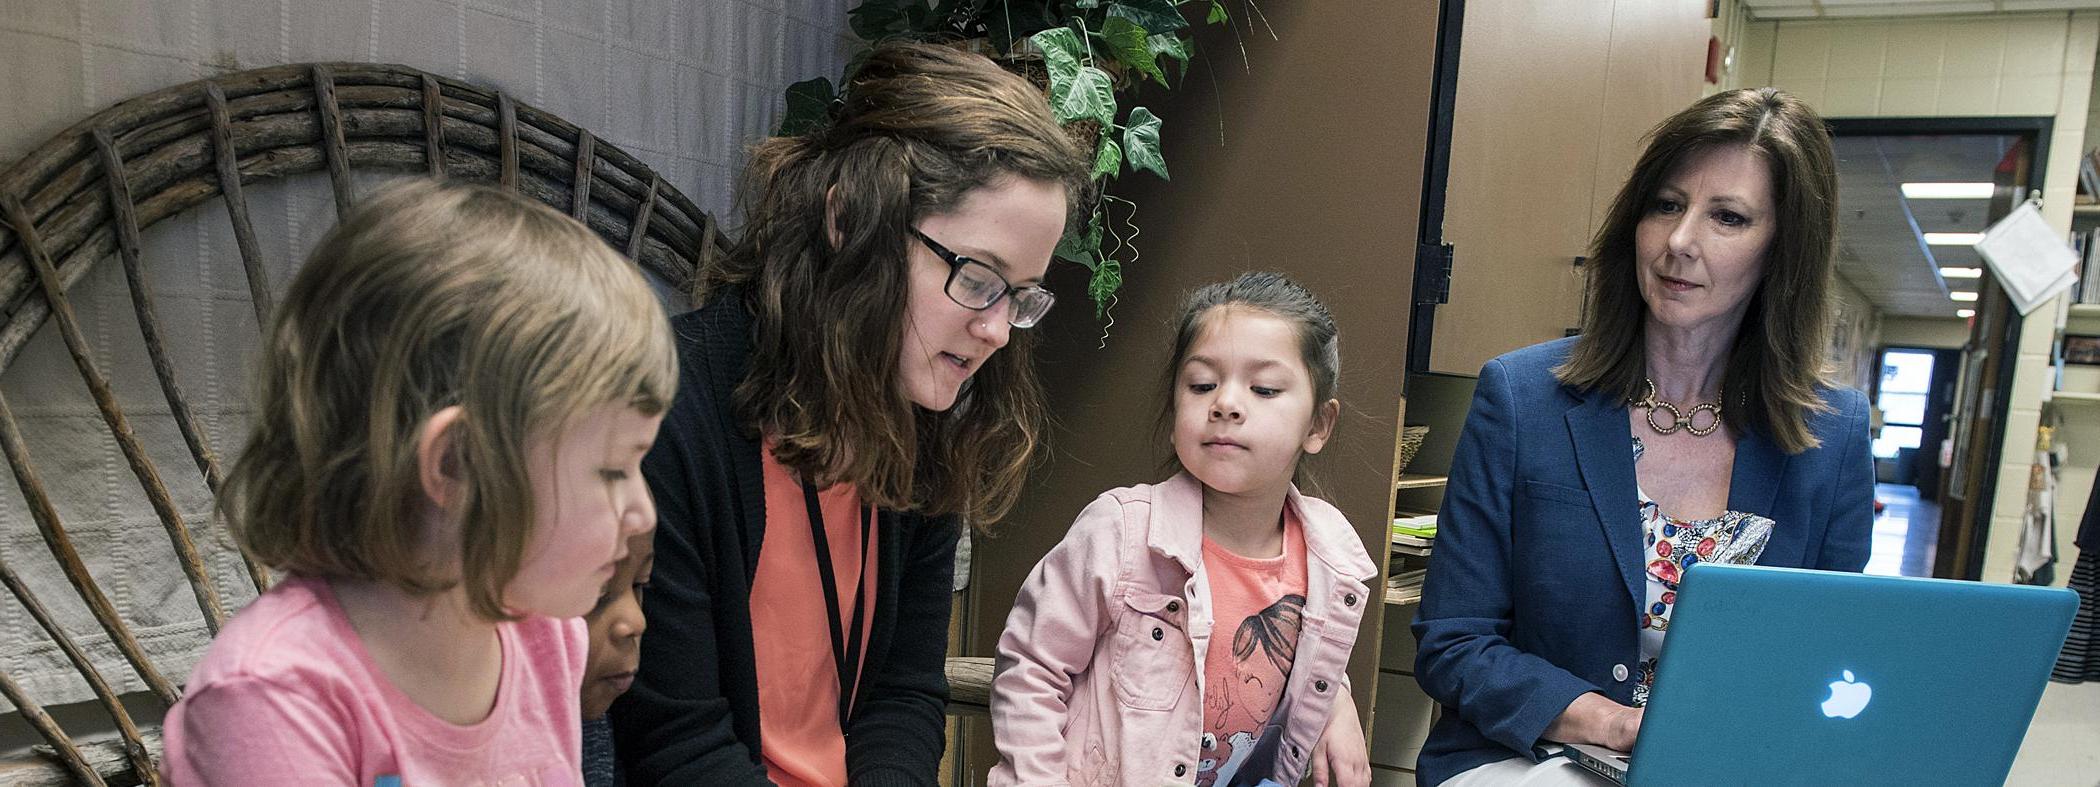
[1975,200,2077,315]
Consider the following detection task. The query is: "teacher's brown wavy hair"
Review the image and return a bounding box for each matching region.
[694,42,1090,525]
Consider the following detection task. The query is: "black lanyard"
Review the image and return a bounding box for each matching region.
[801,477,874,727]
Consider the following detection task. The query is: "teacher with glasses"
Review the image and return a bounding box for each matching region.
[610,43,1090,786]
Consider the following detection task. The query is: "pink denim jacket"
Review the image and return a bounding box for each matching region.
[990,473,1379,786]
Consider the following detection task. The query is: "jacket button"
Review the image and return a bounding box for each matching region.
[1314,679,1329,692]
[1344,593,1357,607]
[1174,763,1186,777]
[1167,600,1180,612]
[1613,663,1630,682]
[1152,627,1164,641]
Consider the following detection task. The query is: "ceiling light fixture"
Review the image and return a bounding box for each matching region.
[1923,232,1985,246]
[1901,182,1994,199]
[1939,267,1983,279]
[1951,291,1979,302]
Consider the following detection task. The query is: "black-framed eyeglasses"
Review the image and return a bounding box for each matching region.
[911,228,1056,329]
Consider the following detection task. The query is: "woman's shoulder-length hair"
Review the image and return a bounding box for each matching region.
[1556,87,1841,454]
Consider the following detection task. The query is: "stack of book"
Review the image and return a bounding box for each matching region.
[1390,514,1436,556]
[2075,229,2100,304]
[2081,148,2100,204]
[1387,567,1428,605]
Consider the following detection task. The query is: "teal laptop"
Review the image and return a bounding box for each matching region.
[1566,563,2077,787]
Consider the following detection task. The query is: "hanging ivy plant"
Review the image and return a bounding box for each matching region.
[777,0,1245,323]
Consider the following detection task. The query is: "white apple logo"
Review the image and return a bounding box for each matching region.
[1820,670,1872,719]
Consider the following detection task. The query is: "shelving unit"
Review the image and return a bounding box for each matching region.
[1395,474,1449,490]
[2055,268,2100,407]
[1370,373,1476,783]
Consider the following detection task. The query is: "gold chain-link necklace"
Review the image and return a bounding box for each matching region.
[1633,378,1722,437]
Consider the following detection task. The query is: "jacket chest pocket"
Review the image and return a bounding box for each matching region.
[1109,591,1195,711]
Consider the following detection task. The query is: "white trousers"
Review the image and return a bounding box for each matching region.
[1438,749,1615,786]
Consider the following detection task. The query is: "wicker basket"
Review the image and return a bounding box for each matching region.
[0,61,722,786]
[1397,425,1431,476]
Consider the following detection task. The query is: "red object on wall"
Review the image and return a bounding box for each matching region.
[1706,36,1721,84]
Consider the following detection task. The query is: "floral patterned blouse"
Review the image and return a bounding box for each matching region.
[1632,437,1773,706]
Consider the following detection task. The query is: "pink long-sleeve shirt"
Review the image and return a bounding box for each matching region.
[162,575,587,786]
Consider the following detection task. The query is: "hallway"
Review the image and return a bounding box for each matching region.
[1866,483,1938,578]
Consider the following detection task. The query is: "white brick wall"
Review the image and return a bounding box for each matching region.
[1741,13,2080,117]
[1741,11,2100,584]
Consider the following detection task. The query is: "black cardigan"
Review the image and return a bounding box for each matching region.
[609,289,960,786]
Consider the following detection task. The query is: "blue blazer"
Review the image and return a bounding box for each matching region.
[1410,338,1874,785]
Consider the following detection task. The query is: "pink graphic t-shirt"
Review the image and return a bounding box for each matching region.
[1196,510,1309,787]
[162,575,587,786]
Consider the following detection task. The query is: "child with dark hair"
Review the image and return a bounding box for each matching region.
[992,273,1377,786]
[582,528,654,786]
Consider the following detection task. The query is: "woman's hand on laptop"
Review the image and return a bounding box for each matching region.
[1545,692,1646,752]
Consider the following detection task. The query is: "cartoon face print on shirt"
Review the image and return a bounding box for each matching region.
[1199,594,1305,787]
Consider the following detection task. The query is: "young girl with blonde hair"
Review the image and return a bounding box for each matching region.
[163,179,677,785]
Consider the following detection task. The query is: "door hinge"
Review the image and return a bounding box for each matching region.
[1415,242,1454,306]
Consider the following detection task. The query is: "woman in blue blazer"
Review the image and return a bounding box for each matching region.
[1412,88,1875,786]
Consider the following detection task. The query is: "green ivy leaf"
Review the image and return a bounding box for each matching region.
[1089,258,1124,318]
[1208,0,1228,24]
[1093,137,1123,180]
[1075,0,1100,7]
[1031,27,1085,108]
[986,4,1063,55]
[1123,106,1167,180]
[1055,210,1104,266]
[775,77,836,137]
[1101,16,1166,86]
[1107,0,1189,33]
[1146,32,1190,64]
[1056,66,1117,126]
[927,0,978,33]
[1152,33,1193,82]
[848,0,917,40]
[842,46,874,85]
[902,2,934,31]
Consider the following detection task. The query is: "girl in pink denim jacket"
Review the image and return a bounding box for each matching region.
[992,273,1378,787]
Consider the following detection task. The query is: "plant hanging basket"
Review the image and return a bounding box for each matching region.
[941,37,1127,155]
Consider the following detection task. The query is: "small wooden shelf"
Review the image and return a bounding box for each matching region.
[2050,390,2100,404]
[2069,304,2100,318]
[1395,474,1448,490]
[2075,203,2100,216]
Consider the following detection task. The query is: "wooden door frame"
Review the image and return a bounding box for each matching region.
[1406,0,1467,374]
[1825,116,2052,580]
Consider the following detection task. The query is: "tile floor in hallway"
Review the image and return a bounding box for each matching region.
[1866,483,1938,578]
[1868,484,2098,785]
[2009,679,2100,786]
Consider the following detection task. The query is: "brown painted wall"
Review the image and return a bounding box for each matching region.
[958,2,1443,776]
